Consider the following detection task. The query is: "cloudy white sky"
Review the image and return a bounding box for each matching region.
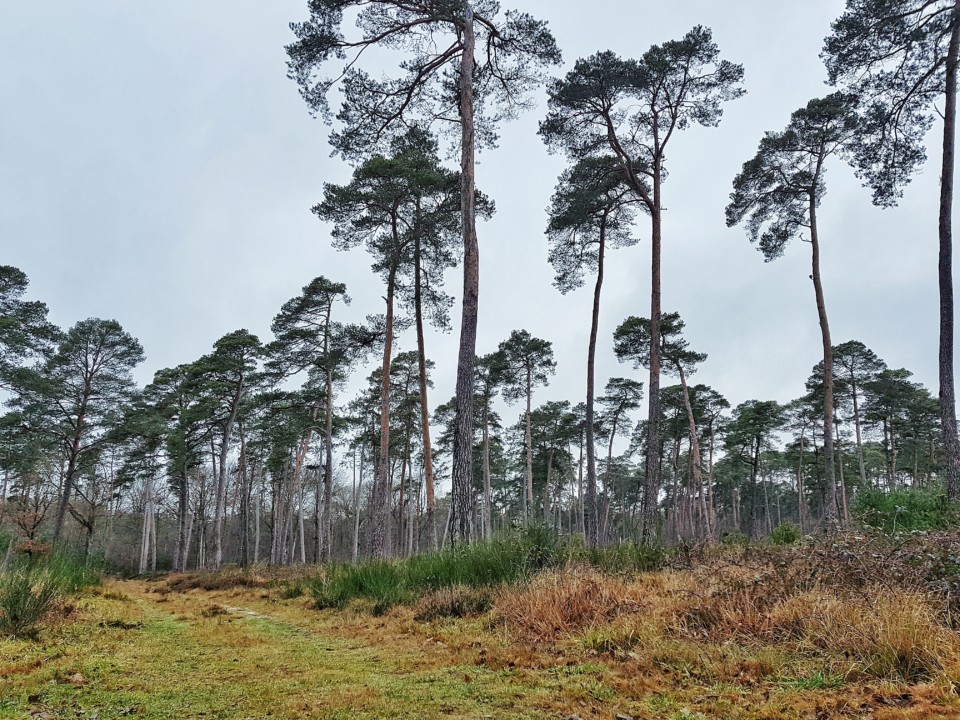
[0,1,947,433]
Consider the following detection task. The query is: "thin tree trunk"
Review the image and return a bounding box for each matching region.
[851,381,868,487]
[368,268,396,558]
[449,2,477,546]
[353,446,364,563]
[642,172,663,543]
[809,195,839,529]
[676,363,712,541]
[941,2,960,501]
[524,371,534,517]
[584,222,606,547]
[413,229,439,552]
[482,400,492,540]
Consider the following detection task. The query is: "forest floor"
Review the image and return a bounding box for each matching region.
[2,567,960,720]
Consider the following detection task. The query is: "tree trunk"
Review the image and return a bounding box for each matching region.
[322,366,335,561]
[676,363,712,541]
[212,379,244,568]
[524,370,534,517]
[642,171,663,543]
[413,230,439,552]
[851,380,868,487]
[54,402,88,541]
[584,222,606,547]
[482,399,493,540]
[941,2,960,500]
[809,194,839,529]
[449,2,477,546]
[368,268,396,558]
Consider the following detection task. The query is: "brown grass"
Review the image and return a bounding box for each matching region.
[494,553,960,687]
[494,567,648,642]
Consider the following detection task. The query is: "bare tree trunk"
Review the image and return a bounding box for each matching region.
[212,382,244,569]
[524,371,534,518]
[482,401,492,540]
[642,172,663,543]
[584,224,606,547]
[449,2,477,546]
[809,196,839,529]
[676,363,712,541]
[413,230,439,552]
[941,2,960,501]
[353,446,364,563]
[368,269,396,558]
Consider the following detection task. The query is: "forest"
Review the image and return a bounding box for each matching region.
[5,1,960,719]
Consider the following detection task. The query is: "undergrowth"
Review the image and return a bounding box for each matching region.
[309,527,663,615]
[0,543,102,637]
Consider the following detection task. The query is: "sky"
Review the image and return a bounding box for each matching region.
[0,0,949,442]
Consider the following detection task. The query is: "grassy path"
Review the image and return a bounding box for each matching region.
[0,580,622,720]
[3,578,960,719]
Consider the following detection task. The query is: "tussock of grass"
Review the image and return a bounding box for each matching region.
[164,567,272,592]
[0,569,60,637]
[413,585,492,621]
[494,568,646,642]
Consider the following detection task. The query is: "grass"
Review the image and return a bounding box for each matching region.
[0,546,102,637]
[6,534,960,719]
[308,528,663,615]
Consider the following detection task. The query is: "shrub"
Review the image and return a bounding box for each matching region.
[854,485,957,532]
[720,531,750,545]
[769,522,801,546]
[588,542,665,574]
[0,569,61,638]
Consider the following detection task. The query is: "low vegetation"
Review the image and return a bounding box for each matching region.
[5,531,960,719]
[0,541,102,638]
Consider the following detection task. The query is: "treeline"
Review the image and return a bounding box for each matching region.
[3,0,960,571]
[0,264,943,573]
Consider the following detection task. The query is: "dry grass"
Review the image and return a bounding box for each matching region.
[494,566,648,642]
[494,553,960,688]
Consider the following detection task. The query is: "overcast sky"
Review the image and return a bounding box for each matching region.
[0,0,949,436]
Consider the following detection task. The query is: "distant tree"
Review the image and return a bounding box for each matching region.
[528,400,578,524]
[0,266,58,389]
[13,319,146,542]
[831,340,887,487]
[724,400,786,537]
[492,330,556,519]
[865,368,940,487]
[192,329,263,569]
[474,353,502,540]
[614,312,712,539]
[142,363,209,571]
[268,276,377,560]
[541,28,745,540]
[823,1,960,499]
[546,156,640,547]
[596,377,643,540]
[287,0,561,545]
[726,92,861,529]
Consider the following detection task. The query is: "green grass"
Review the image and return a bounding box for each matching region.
[310,527,663,615]
[0,547,103,637]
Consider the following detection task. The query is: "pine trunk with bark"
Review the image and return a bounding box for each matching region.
[941,3,960,501]
[449,3,477,545]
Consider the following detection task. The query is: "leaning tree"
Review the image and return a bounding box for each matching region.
[540,27,745,540]
[726,92,861,529]
[287,0,560,543]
